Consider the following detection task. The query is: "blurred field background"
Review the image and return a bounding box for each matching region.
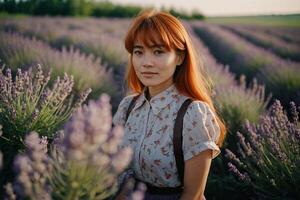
[0,0,299,199]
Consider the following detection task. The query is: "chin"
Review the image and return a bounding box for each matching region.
[141,81,158,87]
[138,78,153,86]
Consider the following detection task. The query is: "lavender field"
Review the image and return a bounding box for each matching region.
[0,16,299,200]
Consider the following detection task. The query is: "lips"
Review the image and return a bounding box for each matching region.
[141,72,158,78]
[141,72,158,75]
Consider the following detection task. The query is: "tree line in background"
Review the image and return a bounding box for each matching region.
[0,0,205,19]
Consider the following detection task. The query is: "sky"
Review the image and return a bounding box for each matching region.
[109,0,300,16]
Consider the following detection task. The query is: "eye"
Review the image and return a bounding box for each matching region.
[154,49,164,55]
[133,50,143,56]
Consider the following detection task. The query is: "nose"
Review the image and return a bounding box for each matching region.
[141,53,154,68]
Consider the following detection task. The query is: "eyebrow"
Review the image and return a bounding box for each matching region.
[133,44,165,49]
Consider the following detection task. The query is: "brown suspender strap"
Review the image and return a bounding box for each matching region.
[173,98,193,187]
[125,95,140,123]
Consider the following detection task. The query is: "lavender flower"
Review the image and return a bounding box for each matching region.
[226,100,300,199]
[62,93,113,161]
[12,132,52,200]
[227,162,250,182]
[225,149,244,168]
[48,94,132,200]
[129,182,146,200]
[60,93,132,168]
[4,183,16,200]
[0,65,91,143]
[116,175,146,200]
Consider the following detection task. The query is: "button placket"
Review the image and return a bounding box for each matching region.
[135,101,151,178]
[137,101,161,179]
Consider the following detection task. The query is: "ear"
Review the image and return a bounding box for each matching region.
[176,51,185,66]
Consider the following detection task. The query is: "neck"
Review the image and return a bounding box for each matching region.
[147,79,173,98]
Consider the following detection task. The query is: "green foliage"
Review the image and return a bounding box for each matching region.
[0,0,205,19]
[91,1,142,18]
[0,0,93,16]
[49,149,117,200]
[167,8,205,20]
[214,76,270,150]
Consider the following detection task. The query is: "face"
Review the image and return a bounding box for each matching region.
[132,40,182,92]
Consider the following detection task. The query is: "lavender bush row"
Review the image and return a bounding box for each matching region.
[222,25,300,62]
[192,22,300,110]
[192,22,266,80]
[258,60,300,110]
[0,17,130,42]
[245,25,300,45]
[267,28,300,45]
[55,29,128,71]
[225,100,300,199]
[0,31,116,99]
[0,17,130,71]
[0,18,128,109]
[192,22,300,81]
[5,94,143,200]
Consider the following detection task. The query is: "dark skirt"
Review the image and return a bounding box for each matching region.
[117,173,183,200]
[134,178,182,200]
[143,192,181,200]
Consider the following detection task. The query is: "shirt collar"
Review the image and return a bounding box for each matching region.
[132,84,180,115]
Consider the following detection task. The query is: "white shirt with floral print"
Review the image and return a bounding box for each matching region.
[113,84,221,187]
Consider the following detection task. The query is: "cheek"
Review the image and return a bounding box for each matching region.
[132,57,140,71]
[159,57,177,74]
[132,57,137,67]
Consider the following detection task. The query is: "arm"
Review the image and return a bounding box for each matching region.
[180,149,212,200]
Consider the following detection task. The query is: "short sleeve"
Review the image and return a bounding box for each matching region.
[112,95,136,127]
[182,101,221,161]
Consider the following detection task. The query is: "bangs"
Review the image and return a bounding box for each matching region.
[134,23,172,50]
[125,17,173,53]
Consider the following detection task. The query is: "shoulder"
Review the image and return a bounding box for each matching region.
[119,94,138,109]
[183,100,219,132]
[175,91,212,118]
[112,94,138,126]
[175,96,213,120]
[182,100,221,160]
[185,100,213,119]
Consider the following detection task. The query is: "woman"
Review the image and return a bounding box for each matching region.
[113,9,226,200]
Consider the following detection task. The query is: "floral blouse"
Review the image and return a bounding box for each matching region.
[112,84,221,187]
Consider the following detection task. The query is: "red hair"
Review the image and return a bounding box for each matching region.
[124,9,226,147]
